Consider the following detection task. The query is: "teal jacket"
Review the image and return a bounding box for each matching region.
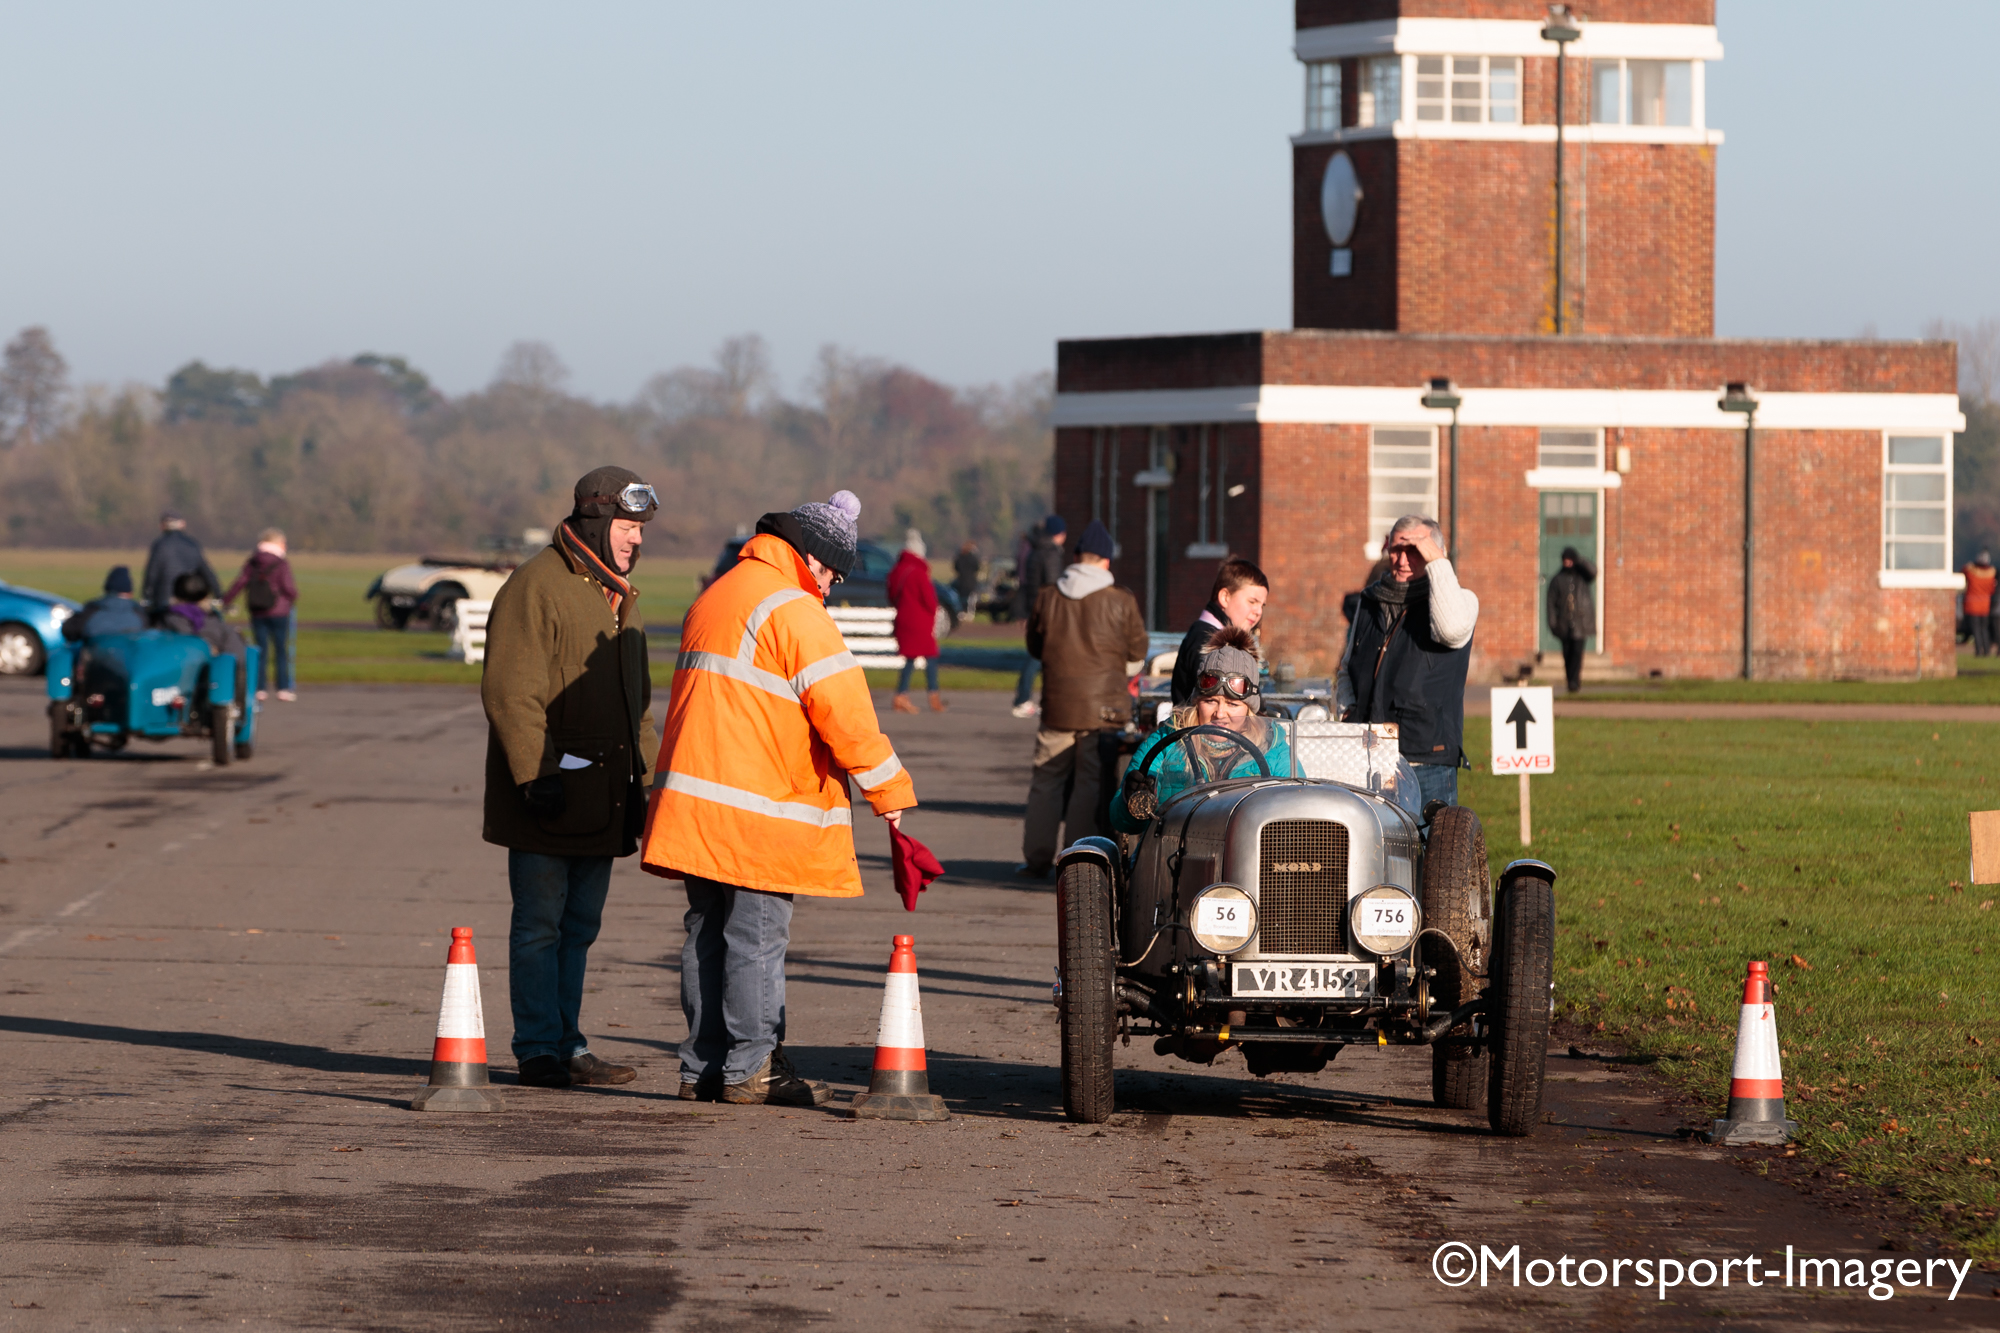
[1110,715,1291,834]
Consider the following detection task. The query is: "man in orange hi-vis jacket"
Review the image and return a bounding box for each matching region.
[643,490,917,1106]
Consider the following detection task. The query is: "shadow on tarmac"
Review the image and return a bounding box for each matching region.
[0,1014,426,1077]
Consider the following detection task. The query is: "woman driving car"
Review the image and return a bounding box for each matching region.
[1111,626,1292,834]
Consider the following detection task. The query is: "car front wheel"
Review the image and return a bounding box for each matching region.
[1056,859,1117,1124]
[1423,805,1492,1110]
[0,621,45,676]
[1487,871,1555,1137]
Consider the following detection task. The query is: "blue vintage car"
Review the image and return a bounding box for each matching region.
[0,581,81,676]
[47,632,259,764]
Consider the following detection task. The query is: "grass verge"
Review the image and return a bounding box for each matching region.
[1574,652,2000,705]
[1462,716,2000,1256]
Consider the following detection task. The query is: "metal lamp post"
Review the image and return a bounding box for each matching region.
[1719,381,1759,680]
[1421,377,1463,558]
[1541,5,1582,334]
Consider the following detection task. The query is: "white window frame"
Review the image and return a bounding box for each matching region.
[1414,54,1520,125]
[1881,431,1952,576]
[1590,57,1699,128]
[1357,56,1402,128]
[1364,425,1439,560]
[1304,60,1342,133]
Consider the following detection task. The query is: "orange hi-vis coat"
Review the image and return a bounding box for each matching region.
[642,533,916,897]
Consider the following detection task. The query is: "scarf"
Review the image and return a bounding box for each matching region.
[1367,573,1425,630]
[558,518,635,625]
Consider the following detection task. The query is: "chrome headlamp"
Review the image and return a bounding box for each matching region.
[1350,884,1420,956]
[1189,883,1257,955]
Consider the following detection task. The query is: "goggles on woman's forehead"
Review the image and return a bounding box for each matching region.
[1196,670,1254,701]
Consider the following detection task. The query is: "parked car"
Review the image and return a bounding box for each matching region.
[701,537,962,640]
[48,631,259,764]
[367,556,516,632]
[0,581,81,677]
[1054,716,1557,1135]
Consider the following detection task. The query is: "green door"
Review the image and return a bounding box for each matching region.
[1538,491,1598,654]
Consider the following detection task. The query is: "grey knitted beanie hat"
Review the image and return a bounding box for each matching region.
[788,490,862,576]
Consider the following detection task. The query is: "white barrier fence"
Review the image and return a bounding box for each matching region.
[828,606,925,670]
[449,600,492,665]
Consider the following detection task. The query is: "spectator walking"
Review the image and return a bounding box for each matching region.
[1965,551,1997,657]
[1545,546,1596,692]
[141,512,220,614]
[482,467,661,1090]
[1170,557,1269,706]
[62,567,146,640]
[952,540,981,618]
[888,528,944,714]
[224,529,300,701]
[1337,515,1479,810]
[1019,519,1146,877]
[643,490,916,1106]
[1010,517,1067,718]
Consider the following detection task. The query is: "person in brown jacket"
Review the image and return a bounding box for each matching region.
[1019,519,1147,876]
[483,466,661,1090]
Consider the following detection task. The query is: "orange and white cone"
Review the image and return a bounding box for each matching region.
[1706,960,1797,1145]
[849,934,950,1122]
[411,927,503,1112]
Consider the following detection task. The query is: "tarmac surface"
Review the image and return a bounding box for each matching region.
[1,681,1994,1330]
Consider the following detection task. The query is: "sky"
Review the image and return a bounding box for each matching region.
[0,2,1992,403]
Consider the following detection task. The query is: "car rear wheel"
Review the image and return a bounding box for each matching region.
[48,703,70,759]
[211,705,235,766]
[1423,805,1492,1109]
[1487,871,1555,1137]
[1056,859,1117,1124]
[0,621,45,676]
[374,596,410,630]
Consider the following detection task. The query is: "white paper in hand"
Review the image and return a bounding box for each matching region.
[558,753,592,770]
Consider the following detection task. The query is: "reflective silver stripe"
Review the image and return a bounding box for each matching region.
[676,650,798,700]
[791,649,859,694]
[852,753,904,790]
[738,588,811,662]
[662,771,853,828]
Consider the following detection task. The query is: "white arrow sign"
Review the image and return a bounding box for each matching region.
[1489,686,1555,775]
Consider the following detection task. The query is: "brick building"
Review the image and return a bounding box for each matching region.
[1050,0,1967,681]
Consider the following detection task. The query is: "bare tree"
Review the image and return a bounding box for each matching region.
[809,344,882,491]
[636,334,773,424]
[0,326,69,445]
[491,340,570,394]
[1923,317,2000,404]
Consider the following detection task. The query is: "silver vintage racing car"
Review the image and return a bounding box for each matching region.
[1054,718,1556,1135]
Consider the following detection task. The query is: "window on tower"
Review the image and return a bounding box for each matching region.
[1591,59,1694,127]
[1414,56,1519,124]
[1304,61,1341,133]
[1883,434,1950,571]
[1357,57,1400,127]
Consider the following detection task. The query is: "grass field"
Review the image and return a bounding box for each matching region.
[1462,717,2000,1256]
[1582,653,2000,704]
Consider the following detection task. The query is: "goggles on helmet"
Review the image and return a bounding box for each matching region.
[1195,670,1255,701]
[582,483,659,516]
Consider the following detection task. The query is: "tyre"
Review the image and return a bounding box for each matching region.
[1424,806,1492,1109]
[235,742,254,761]
[1487,872,1555,1137]
[374,596,409,630]
[48,703,69,759]
[1056,859,1117,1124]
[210,706,235,766]
[0,622,45,677]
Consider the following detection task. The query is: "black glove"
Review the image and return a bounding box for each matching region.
[521,774,567,820]
[1120,769,1158,824]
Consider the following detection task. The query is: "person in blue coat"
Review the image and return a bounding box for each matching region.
[1113,626,1290,833]
[62,566,147,640]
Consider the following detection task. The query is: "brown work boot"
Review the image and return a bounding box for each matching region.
[891,693,920,714]
[721,1045,831,1107]
[568,1051,636,1086]
[928,691,947,712]
[678,1072,722,1102]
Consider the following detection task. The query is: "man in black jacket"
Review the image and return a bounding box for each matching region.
[141,513,221,614]
[1009,517,1067,718]
[1337,516,1480,810]
[1545,546,1596,693]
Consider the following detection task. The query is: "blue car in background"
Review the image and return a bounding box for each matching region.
[0,581,81,677]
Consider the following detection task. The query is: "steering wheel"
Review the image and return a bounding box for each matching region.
[1122,724,1270,825]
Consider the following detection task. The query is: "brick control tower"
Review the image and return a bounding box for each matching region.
[1293,0,1720,337]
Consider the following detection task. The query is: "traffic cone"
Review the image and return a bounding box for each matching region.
[1706,960,1798,1145]
[850,935,950,1122]
[411,927,504,1112]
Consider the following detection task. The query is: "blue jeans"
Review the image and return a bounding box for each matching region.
[897,656,939,693]
[251,611,295,691]
[1412,762,1460,810]
[680,877,795,1084]
[1014,658,1040,707]
[507,851,612,1063]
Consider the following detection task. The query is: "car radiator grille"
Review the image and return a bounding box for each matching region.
[1256,820,1349,955]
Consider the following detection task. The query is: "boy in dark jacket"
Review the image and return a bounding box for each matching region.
[1170,558,1269,705]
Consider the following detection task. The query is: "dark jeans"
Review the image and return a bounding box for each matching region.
[1014,658,1040,707]
[507,851,612,1063]
[1976,618,1995,658]
[680,878,796,1084]
[252,611,295,691]
[1412,761,1460,810]
[1559,634,1587,692]
[897,656,940,693]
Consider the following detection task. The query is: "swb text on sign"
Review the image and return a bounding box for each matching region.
[1490,686,1554,846]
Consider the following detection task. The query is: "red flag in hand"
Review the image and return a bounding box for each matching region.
[889,821,944,912]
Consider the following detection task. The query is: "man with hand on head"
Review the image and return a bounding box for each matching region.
[1338,514,1479,810]
[483,467,661,1090]
[644,490,916,1107]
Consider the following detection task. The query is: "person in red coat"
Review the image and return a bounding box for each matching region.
[1966,550,1998,657]
[888,529,943,714]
